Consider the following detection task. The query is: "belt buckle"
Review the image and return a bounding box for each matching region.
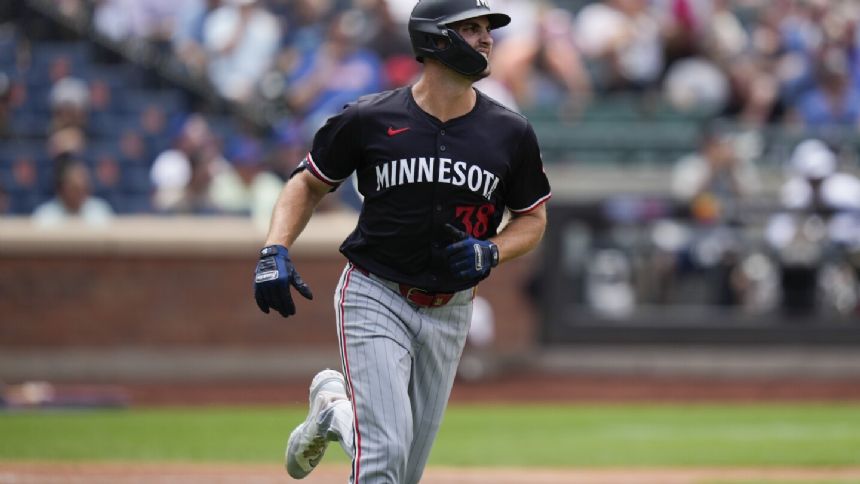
[405,286,429,305]
[404,286,449,307]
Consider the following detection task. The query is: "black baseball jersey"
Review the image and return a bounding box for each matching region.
[301,86,551,292]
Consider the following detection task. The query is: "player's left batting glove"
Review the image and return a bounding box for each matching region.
[443,224,500,280]
[254,245,313,318]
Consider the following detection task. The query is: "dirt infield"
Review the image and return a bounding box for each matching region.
[108,372,860,406]
[3,462,860,484]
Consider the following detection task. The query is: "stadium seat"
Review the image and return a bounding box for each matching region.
[120,164,153,195]
[120,89,187,116]
[8,191,41,215]
[8,112,50,138]
[89,113,141,139]
[9,83,52,115]
[0,141,49,166]
[0,29,16,68]
[206,115,237,144]
[29,42,91,71]
[113,193,153,214]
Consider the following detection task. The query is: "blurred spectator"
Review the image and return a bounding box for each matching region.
[700,0,748,62]
[138,102,171,156]
[151,148,193,211]
[776,0,860,68]
[664,127,762,306]
[278,0,336,55]
[209,134,283,230]
[672,127,762,224]
[653,0,716,61]
[381,0,412,24]
[671,0,777,126]
[49,76,89,133]
[93,0,137,41]
[118,129,149,165]
[260,0,334,107]
[47,126,87,160]
[575,0,665,92]
[150,114,226,211]
[32,156,114,227]
[585,247,636,318]
[268,120,306,181]
[9,154,39,213]
[354,0,418,88]
[766,139,860,315]
[663,57,731,116]
[768,139,860,247]
[491,0,591,109]
[282,8,384,132]
[789,47,860,129]
[94,0,182,44]
[172,0,221,77]
[0,184,9,215]
[0,71,10,139]
[166,152,222,215]
[203,0,280,102]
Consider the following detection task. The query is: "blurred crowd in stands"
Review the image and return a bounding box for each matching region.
[0,0,859,315]
[57,0,860,126]
[4,0,860,214]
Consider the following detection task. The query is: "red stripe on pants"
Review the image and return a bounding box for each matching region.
[338,265,361,482]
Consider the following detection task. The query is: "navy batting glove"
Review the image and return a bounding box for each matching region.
[443,224,500,280]
[254,245,313,318]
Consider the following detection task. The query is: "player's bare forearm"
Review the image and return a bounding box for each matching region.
[264,171,331,248]
[490,204,547,265]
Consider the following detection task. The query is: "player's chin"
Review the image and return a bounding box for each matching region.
[469,67,492,82]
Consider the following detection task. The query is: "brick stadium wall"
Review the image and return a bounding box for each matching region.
[0,216,539,357]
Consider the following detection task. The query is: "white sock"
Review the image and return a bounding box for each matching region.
[327,398,355,459]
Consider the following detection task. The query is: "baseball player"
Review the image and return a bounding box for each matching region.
[253,0,551,482]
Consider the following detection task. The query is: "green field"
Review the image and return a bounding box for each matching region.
[1,403,859,467]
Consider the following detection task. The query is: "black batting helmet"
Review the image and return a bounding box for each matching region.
[408,0,511,76]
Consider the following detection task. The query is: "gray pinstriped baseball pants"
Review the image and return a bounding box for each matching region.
[334,263,474,484]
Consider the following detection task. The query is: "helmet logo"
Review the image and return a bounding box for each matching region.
[476,0,489,7]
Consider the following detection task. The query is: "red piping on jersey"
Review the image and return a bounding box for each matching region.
[338,265,362,482]
[510,193,552,214]
[305,152,339,187]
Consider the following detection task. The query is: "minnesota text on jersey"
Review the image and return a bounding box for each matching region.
[374,157,500,199]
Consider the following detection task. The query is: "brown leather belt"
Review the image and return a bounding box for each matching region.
[352,265,457,307]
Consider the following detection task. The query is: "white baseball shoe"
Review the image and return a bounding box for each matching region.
[285,369,347,479]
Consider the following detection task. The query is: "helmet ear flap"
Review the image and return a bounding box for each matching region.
[410,24,487,76]
[412,28,450,64]
[433,27,487,76]
[424,31,452,52]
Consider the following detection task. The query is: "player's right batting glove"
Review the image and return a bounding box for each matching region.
[444,224,500,280]
[254,245,313,318]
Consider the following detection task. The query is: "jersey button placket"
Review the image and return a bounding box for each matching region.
[433,130,447,279]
